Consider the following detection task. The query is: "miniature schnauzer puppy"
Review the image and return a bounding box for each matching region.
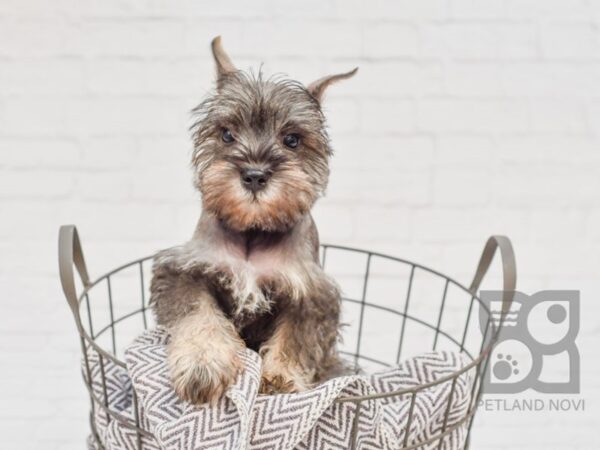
[150,37,357,404]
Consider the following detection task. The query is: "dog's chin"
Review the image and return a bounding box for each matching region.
[207,195,309,233]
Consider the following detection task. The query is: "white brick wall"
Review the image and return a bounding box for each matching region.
[1,1,599,448]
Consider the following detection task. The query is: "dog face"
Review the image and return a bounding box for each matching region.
[191,37,357,233]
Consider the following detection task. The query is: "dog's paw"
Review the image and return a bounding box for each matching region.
[259,373,302,395]
[259,361,311,395]
[167,337,242,405]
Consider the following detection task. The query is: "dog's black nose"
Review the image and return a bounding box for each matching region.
[241,168,269,192]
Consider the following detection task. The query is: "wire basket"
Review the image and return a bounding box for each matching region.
[59,225,516,450]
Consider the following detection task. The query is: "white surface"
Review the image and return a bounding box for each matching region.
[1,0,599,448]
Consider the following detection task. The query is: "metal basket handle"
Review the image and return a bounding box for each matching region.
[469,235,517,317]
[59,225,91,333]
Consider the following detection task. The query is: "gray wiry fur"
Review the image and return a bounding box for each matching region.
[150,36,357,404]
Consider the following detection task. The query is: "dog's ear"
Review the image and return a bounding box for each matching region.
[211,36,237,78]
[307,67,358,102]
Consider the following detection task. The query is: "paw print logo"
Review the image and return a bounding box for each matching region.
[479,290,580,394]
[493,354,519,381]
[488,339,531,388]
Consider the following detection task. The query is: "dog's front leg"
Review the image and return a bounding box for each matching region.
[259,307,336,394]
[167,292,245,405]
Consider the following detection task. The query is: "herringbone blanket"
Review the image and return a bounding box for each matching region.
[86,328,472,450]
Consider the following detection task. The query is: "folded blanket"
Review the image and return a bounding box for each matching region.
[86,328,472,450]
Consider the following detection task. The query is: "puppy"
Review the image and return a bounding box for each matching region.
[150,36,357,404]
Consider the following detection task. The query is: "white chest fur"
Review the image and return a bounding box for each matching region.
[187,241,315,317]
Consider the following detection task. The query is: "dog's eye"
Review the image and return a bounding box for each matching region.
[283,134,300,149]
[222,128,235,144]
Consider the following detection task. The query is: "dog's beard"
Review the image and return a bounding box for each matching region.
[199,160,317,232]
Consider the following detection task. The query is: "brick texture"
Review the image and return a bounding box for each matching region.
[1,1,599,449]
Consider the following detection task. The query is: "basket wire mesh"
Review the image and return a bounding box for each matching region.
[59,225,516,450]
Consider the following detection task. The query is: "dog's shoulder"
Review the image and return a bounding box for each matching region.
[150,243,215,325]
[152,242,211,274]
